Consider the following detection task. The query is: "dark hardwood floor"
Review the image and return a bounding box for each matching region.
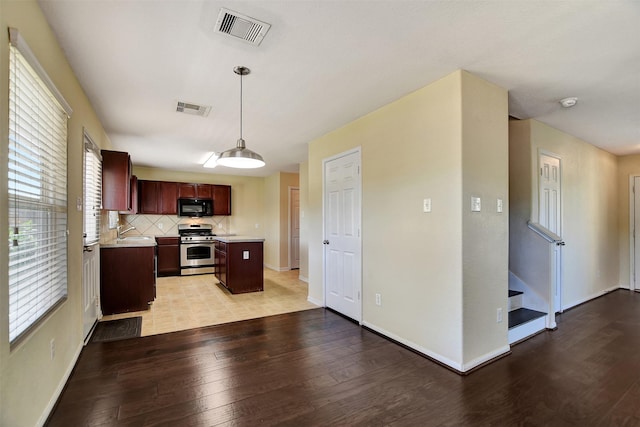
[46,289,640,426]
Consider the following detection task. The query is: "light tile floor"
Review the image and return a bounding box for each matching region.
[101,269,318,336]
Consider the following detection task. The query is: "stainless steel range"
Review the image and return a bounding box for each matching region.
[178,224,216,276]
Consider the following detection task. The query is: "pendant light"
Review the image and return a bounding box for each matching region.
[216,66,265,169]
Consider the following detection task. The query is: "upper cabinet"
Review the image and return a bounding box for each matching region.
[213,185,231,216]
[139,180,231,216]
[178,183,212,199]
[139,181,178,214]
[101,150,132,211]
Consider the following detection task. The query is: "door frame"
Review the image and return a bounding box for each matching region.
[321,147,362,322]
[537,149,563,311]
[629,175,640,291]
[288,186,300,270]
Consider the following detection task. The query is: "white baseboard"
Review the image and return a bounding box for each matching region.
[562,284,620,311]
[362,321,464,372]
[37,342,83,427]
[298,275,309,283]
[263,263,290,272]
[618,284,630,290]
[461,344,511,372]
[307,295,323,306]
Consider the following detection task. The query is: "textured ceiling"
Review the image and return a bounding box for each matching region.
[38,0,640,177]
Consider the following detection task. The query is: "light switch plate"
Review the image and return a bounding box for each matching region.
[471,196,481,212]
[423,198,432,213]
[497,198,503,213]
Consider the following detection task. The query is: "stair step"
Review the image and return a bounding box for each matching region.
[508,289,523,297]
[508,308,546,329]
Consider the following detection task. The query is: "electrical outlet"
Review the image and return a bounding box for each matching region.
[375,293,381,306]
[243,250,249,260]
[50,339,55,360]
[496,308,503,323]
[158,222,164,230]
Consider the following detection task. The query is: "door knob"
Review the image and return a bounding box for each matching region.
[83,246,93,253]
[323,240,329,245]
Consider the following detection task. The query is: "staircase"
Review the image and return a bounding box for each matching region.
[508,289,546,344]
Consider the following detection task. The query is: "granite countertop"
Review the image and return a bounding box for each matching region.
[101,236,157,248]
[213,235,265,243]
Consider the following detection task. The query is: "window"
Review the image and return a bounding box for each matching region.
[7,28,72,344]
[83,132,102,246]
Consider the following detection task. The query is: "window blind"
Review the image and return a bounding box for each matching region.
[83,132,102,246]
[8,30,70,344]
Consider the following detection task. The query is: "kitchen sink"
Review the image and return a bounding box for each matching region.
[117,235,153,242]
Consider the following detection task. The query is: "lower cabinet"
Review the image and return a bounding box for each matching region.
[214,240,263,293]
[156,236,180,276]
[100,246,156,315]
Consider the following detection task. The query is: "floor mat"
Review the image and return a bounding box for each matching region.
[90,317,142,343]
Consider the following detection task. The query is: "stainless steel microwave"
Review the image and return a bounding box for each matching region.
[178,198,213,217]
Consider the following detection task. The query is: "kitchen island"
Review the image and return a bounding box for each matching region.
[213,236,265,294]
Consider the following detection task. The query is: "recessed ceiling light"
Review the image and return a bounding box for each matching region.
[559,97,578,108]
[203,152,218,168]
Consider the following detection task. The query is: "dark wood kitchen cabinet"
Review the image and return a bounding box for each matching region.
[138,180,178,214]
[101,150,132,211]
[178,183,212,199]
[156,236,180,276]
[212,185,231,215]
[100,245,156,314]
[214,239,263,293]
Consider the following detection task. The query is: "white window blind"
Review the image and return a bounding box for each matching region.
[83,132,102,246]
[8,29,71,344]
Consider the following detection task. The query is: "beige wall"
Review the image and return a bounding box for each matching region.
[264,173,280,268]
[299,161,309,281]
[460,72,509,366]
[262,172,299,270]
[279,173,300,270]
[510,119,619,309]
[509,120,552,308]
[308,70,509,371]
[0,1,112,425]
[616,154,640,289]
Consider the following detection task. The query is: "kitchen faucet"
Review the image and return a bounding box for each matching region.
[117,224,136,238]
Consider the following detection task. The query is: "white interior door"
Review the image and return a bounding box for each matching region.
[539,153,561,235]
[633,176,640,291]
[323,150,362,322]
[290,187,300,269]
[82,247,100,340]
[83,132,102,341]
[539,152,562,311]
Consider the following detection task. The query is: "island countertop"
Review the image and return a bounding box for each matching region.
[213,235,265,243]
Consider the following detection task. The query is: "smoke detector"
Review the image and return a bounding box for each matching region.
[176,101,211,117]
[559,97,578,108]
[214,8,271,46]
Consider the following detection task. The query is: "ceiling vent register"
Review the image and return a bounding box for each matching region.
[176,101,211,117]
[215,8,271,46]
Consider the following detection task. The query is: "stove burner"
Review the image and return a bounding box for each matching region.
[178,223,216,242]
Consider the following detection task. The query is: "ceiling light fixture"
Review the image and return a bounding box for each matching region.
[559,97,578,108]
[216,66,265,169]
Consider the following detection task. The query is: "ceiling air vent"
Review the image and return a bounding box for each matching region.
[214,8,271,46]
[176,101,211,117]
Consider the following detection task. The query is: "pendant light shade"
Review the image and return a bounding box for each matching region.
[216,66,265,169]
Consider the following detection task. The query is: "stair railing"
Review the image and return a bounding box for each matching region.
[526,221,564,330]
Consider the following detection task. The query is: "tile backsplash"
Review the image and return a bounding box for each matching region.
[119,214,230,237]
